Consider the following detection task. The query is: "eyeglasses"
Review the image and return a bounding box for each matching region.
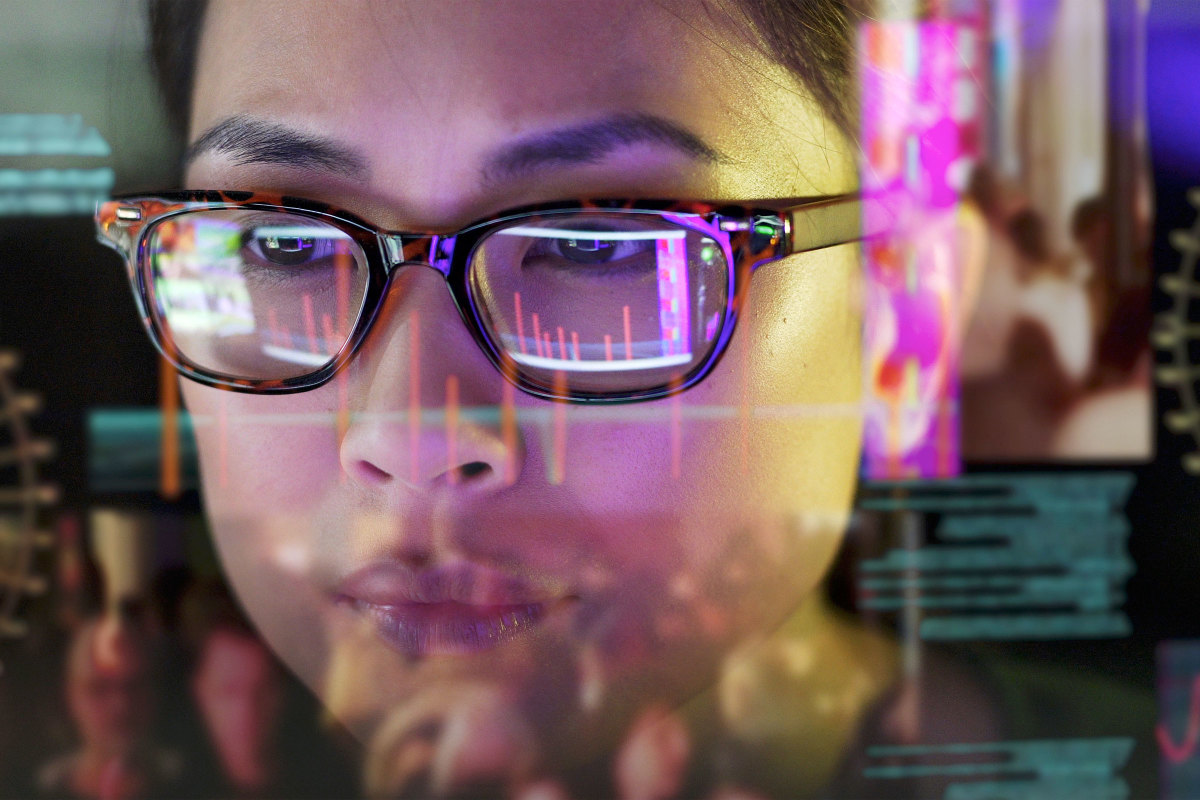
[95,191,871,403]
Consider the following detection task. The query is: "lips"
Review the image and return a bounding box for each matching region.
[334,561,562,657]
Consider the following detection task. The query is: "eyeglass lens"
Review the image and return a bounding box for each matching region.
[143,209,731,394]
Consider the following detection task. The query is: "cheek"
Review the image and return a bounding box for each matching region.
[182,381,344,514]
[181,381,342,691]
[556,246,862,600]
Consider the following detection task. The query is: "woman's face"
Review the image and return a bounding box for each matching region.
[184,0,861,771]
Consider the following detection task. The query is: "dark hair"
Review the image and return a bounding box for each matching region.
[1008,208,1050,265]
[1071,195,1109,242]
[147,0,865,138]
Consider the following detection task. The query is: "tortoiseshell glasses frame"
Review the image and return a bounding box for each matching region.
[96,190,872,403]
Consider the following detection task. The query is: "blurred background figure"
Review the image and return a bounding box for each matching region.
[34,610,185,800]
[178,580,359,798]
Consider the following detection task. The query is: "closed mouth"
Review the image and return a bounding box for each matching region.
[339,597,548,656]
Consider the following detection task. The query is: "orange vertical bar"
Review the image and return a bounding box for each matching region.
[532,313,543,358]
[571,331,580,361]
[543,332,552,359]
[267,307,281,347]
[302,293,319,353]
[321,313,336,356]
[446,375,459,484]
[557,327,566,361]
[604,335,613,361]
[501,374,517,485]
[336,248,350,340]
[409,313,421,483]
[623,305,632,360]
[336,370,349,455]
[159,357,180,499]
[551,370,567,484]
[514,292,526,354]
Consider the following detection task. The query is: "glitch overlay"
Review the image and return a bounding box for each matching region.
[0,113,112,215]
[858,473,1135,641]
[1158,640,1200,799]
[865,738,1134,799]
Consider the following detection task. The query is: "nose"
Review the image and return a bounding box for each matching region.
[337,264,523,496]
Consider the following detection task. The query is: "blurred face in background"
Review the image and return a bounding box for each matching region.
[66,621,153,758]
[182,0,862,778]
[192,629,283,783]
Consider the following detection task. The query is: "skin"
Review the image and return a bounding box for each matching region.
[182,0,881,789]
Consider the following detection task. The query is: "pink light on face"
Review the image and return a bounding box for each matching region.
[302,293,319,354]
[571,331,580,361]
[604,335,613,362]
[557,326,567,361]
[514,292,526,355]
[533,313,543,358]
[543,331,552,360]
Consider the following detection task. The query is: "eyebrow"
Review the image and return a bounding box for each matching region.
[483,113,727,185]
[184,116,370,179]
[185,112,724,187]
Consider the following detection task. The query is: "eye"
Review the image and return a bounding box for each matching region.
[243,225,341,267]
[523,231,656,272]
[546,235,652,264]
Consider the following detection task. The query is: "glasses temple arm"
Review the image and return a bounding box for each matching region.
[783,194,896,254]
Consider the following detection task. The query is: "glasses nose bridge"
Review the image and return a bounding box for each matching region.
[381,232,455,279]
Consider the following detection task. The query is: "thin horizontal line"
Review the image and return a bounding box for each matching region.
[509,351,693,372]
[494,226,686,241]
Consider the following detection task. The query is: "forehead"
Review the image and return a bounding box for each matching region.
[191,0,854,211]
[196,1,736,122]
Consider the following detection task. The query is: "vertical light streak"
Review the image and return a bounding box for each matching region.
[623,305,633,360]
[514,292,527,354]
[445,375,459,484]
[302,293,319,353]
[158,357,180,499]
[501,373,517,485]
[409,312,421,484]
[551,370,567,485]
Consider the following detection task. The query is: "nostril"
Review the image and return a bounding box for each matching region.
[354,460,393,485]
[458,461,492,479]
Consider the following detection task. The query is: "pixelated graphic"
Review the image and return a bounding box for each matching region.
[857,473,1135,640]
[863,738,1134,799]
[0,114,112,215]
[1158,640,1200,798]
